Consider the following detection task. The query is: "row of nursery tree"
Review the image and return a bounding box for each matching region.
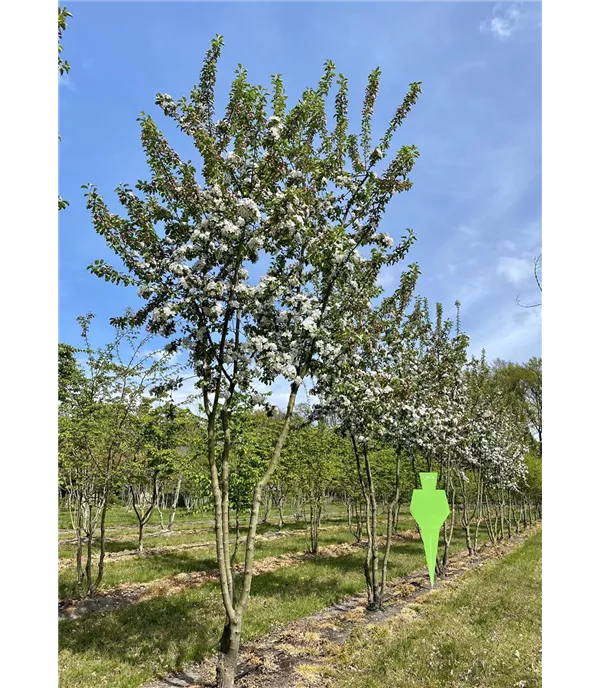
[59,313,542,598]
[58,35,541,687]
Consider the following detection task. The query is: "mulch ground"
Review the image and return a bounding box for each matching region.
[142,524,540,688]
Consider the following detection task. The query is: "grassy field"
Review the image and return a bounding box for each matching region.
[58,514,361,556]
[58,527,353,597]
[58,518,416,597]
[59,505,183,530]
[58,531,484,688]
[58,502,539,688]
[329,530,542,688]
[58,503,352,531]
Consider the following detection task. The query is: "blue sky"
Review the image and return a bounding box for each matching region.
[59,1,541,396]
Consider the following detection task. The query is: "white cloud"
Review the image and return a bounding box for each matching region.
[468,304,540,363]
[496,256,532,285]
[454,271,492,313]
[457,224,479,238]
[480,4,521,42]
[59,73,76,91]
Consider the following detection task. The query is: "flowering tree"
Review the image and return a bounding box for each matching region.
[313,266,420,610]
[84,35,421,685]
[459,353,529,552]
[398,299,470,571]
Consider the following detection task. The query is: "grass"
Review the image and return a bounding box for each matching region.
[58,521,414,598]
[57,515,365,556]
[59,527,357,598]
[58,506,201,531]
[59,534,472,688]
[58,503,354,531]
[327,530,542,688]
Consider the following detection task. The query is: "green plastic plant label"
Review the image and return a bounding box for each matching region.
[409,472,450,589]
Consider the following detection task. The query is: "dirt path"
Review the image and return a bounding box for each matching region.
[58,518,217,536]
[59,526,212,545]
[58,539,363,621]
[58,519,348,547]
[58,525,347,572]
[58,514,348,537]
[143,524,541,688]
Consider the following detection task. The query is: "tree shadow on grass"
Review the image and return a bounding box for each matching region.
[59,551,222,600]
[103,539,140,553]
[60,587,222,670]
[59,556,369,667]
[59,541,428,674]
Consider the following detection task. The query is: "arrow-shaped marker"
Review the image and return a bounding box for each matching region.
[409,472,450,588]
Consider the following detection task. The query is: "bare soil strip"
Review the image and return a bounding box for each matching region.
[59,526,211,545]
[58,515,345,537]
[58,525,346,572]
[143,524,540,688]
[58,518,217,536]
[58,539,362,621]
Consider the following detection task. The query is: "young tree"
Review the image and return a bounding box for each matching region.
[58,314,174,595]
[286,420,345,553]
[124,403,187,551]
[459,353,529,551]
[84,36,421,685]
[391,298,470,572]
[156,409,200,531]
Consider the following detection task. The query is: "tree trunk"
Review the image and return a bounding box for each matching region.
[216,617,242,688]
[307,502,321,554]
[261,492,271,525]
[379,449,401,603]
[84,501,94,595]
[499,491,505,541]
[138,521,145,553]
[210,384,299,686]
[74,491,84,589]
[349,498,363,543]
[459,477,474,556]
[276,496,285,531]
[484,491,496,545]
[442,484,455,570]
[357,440,381,611]
[511,494,519,533]
[90,490,109,595]
[167,474,183,530]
